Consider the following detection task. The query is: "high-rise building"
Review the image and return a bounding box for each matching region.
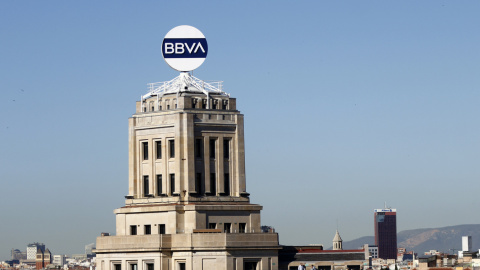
[462,236,472,252]
[94,72,280,270]
[374,208,397,259]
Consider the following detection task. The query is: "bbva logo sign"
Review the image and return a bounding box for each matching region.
[161,26,208,72]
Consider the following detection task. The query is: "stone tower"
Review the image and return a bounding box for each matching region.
[333,230,343,250]
[95,72,279,270]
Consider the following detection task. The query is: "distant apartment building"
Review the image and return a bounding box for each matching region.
[374,208,397,259]
[368,245,378,258]
[85,243,95,256]
[462,236,472,252]
[53,255,66,266]
[27,243,45,260]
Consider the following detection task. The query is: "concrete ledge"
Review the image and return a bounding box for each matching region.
[95,233,279,253]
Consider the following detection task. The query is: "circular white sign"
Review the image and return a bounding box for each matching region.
[162,25,208,72]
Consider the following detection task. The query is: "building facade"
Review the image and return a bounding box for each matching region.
[27,243,45,260]
[94,73,280,270]
[374,208,397,260]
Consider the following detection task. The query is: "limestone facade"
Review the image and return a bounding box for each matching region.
[95,88,280,270]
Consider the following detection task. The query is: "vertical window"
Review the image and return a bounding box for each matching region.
[208,223,216,229]
[170,174,175,195]
[151,106,154,111]
[209,139,216,159]
[114,264,121,270]
[244,262,257,270]
[195,138,203,158]
[156,174,162,195]
[130,264,137,270]
[146,264,153,270]
[222,101,228,110]
[167,105,170,110]
[169,140,175,158]
[224,173,230,196]
[144,225,151,235]
[191,99,196,108]
[212,101,217,110]
[143,107,146,112]
[224,223,231,233]
[210,173,216,196]
[196,173,202,195]
[130,225,137,235]
[239,223,246,233]
[178,262,186,270]
[143,176,149,196]
[175,104,177,109]
[223,139,230,159]
[202,101,206,109]
[159,105,162,110]
[142,142,148,160]
[159,224,166,234]
[156,141,162,159]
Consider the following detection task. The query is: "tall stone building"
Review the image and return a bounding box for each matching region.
[95,72,280,270]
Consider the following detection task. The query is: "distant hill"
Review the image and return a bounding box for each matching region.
[332,224,480,254]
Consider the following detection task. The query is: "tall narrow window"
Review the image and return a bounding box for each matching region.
[143,176,149,196]
[156,141,162,159]
[170,174,175,195]
[196,173,202,195]
[224,173,230,196]
[146,264,154,270]
[222,101,228,110]
[208,223,216,229]
[212,101,217,110]
[195,138,203,158]
[130,225,137,235]
[169,140,175,158]
[223,139,230,159]
[156,174,162,195]
[239,223,246,233]
[178,262,186,270]
[114,264,121,270]
[159,224,166,234]
[142,142,148,160]
[224,223,231,233]
[144,225,151,235]
[130,264,137,270]
[210,139,216,159]
[210,173,216,196]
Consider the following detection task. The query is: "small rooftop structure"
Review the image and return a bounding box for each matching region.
[142,72,228,101]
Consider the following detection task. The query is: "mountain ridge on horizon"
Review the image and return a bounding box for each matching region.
[332,224,480,254]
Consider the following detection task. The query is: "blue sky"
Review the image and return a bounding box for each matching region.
[1,1,480,258]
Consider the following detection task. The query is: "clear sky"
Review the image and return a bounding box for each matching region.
[1,1,480,259]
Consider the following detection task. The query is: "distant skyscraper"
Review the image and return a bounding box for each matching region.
[374,208,397,259]
[462,236,472,252]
